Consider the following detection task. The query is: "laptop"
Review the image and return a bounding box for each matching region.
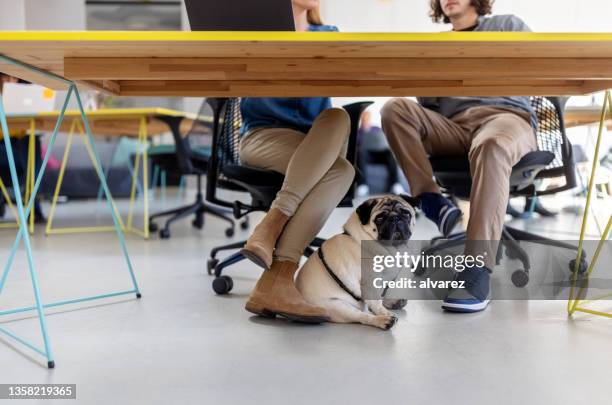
[185,0,295,31]
[2,83,56,115]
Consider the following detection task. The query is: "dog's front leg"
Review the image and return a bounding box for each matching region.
[326,299,398,330]
[366,300,394,317]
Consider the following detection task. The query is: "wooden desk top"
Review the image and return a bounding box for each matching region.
[4,108,209,137]
[2,32,612,97]
[565,106,612,130]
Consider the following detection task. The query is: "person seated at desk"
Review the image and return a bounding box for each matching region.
[381,0,537,313]
[239,0,353,323]
[356,110,405,196]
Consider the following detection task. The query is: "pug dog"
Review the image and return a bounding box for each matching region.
[295,195,420,330]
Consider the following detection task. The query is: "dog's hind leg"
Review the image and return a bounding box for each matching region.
[326,299,398,330]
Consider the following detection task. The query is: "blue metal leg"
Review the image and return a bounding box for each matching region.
[0,54,142,368]
[0,84,54,368]
[72,86,141,297]
[0,86,74,294]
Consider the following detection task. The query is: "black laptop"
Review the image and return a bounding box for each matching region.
[185,0,295,31]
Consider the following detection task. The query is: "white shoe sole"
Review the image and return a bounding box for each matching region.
[442,299,490,312]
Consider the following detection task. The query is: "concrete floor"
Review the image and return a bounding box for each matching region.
[0,192,611,405]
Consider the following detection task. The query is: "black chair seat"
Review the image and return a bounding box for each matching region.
[430,151,555,198]
[429,151,554,173]
[222,164,285,188]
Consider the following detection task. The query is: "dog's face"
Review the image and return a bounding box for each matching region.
[350,195,420,246]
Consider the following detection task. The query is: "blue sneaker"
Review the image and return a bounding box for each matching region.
[420,192,463,237]
[442,266,491,313]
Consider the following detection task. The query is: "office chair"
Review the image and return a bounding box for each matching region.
[418,97,587,287]
[205,98,373,294]
[148,105,236,239]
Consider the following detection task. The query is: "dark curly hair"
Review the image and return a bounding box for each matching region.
[430,0,494,24]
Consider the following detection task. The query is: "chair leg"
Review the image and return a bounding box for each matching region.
[210,240,248,259]
[201,203,235,228]
[504,225,580,252]
[501,227,531,273]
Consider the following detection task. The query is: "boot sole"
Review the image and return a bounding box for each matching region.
[240,248,270,271]
[245,302,329,324]
[275,312,330,325]
[245,302,277,318]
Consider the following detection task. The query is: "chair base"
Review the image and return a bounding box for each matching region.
[420,225,583,288]
[149,192,236,239]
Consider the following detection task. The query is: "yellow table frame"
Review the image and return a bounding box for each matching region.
[568,90,612,318]
[44,115,150,239]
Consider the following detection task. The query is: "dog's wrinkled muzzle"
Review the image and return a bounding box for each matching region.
[378,213,412,245]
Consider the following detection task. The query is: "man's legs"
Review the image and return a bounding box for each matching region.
[465,109,537,265]
[442,108,537,313]
[381,98,469,235]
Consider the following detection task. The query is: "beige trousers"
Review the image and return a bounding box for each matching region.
[239,108,354,263]
[381,99,537,268]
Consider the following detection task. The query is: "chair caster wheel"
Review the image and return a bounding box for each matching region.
[207,259,219,275]
[569,257,588,275]
[213,275,233,295]
[192,219,204,230]
[47,361,55,369]
[225,227,235,237]
[511,269,529,288]
[240,219,249,230]
[159,229,171,239]
[148,222,158,232]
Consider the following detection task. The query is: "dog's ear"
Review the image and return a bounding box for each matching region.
[400,194,421,209]
[356,199,378,225]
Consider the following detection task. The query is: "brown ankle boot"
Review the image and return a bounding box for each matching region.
[245,261,330,324]
[241,208,289,270]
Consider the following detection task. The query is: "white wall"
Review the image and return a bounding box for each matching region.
[321,0,612,32]
[0,0,85,30]
[0,0,26,30]
[24,0,85,30]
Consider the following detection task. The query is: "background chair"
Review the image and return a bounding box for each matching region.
[419,97,586,287]
[148,105,236,239]
[205,98,373,294]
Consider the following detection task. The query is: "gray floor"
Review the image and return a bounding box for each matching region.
[0,192,611,405]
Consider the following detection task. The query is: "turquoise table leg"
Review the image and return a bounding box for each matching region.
[73,86,141,295]
[0,55,141,368]
[0,84,54,369]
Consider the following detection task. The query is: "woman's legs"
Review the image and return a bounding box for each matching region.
[240,108,351,269]
[238,108,352,322]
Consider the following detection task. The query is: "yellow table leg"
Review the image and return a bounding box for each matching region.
[28,119,36,234]
[0,175,19,229]
[78,121,125,232]
[45,120,76,235]
[125,116,149,239]
[46,119,125,235]
[568,90,612,317]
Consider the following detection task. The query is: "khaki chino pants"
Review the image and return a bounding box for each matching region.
[239,108,354,263]
[381,99,537,268]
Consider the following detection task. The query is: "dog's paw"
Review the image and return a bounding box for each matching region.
[374,315,398,330]
[383,299,408,311]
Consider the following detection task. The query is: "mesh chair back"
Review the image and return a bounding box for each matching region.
[206,98,245,208]
[530,97,571,178]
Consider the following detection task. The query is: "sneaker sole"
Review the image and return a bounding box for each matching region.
[442,299,490,313]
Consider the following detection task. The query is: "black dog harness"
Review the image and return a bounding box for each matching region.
[318,246,362,302]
